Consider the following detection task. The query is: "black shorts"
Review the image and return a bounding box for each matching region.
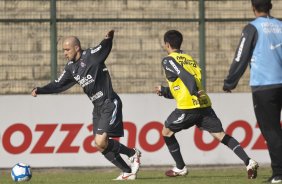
[92,96,124,137]
[165,107,224,133]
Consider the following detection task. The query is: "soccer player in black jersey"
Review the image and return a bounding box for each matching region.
[31,30,141,180]
[156,30,258,179]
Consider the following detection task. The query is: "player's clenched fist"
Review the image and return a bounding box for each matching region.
[155,85,163,96]
[105,30,114,39]
[31,88,37,97]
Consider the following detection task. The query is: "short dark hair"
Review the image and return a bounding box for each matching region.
[164,30,183,49]
[251,0,272,13]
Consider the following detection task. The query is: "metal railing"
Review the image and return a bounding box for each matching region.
[1,0,281,94]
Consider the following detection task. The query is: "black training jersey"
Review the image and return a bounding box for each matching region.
[36,38,116,106]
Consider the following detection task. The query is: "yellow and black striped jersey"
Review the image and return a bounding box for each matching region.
[161,51,211,109]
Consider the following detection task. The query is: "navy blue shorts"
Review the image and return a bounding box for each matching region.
[92,96,124,137]
[165,107,224,133]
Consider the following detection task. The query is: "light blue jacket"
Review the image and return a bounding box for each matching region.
[250,17,282,86]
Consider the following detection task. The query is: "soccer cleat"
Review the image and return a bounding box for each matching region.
[129,148,141,174]
[165,166,188,177]
[246,159,259,179]
[269,175,282,183]
[113,172,136,180]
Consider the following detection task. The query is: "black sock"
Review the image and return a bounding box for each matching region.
[221,134,250,166]
[106,139,135,157]
[102,150,131,173]
[164,135,185,169]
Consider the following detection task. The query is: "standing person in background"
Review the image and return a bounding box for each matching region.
[156,30,258,179]
[31,30,141,180]
[223,0,282,183]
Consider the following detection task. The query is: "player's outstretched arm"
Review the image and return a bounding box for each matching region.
[89,30,114,64]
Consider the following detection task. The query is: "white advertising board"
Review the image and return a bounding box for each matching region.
[0,94,273,168]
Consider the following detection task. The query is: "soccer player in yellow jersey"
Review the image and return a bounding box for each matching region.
[155,30,258,179]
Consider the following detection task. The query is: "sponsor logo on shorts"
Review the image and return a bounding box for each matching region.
[173,113,185,124]
[109,99,118,125]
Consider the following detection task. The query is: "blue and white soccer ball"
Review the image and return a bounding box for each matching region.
[11,163,32,182]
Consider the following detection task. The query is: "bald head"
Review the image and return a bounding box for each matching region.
[63,36,82,61]
[63,36,81,48]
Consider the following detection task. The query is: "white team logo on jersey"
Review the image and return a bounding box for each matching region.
[91,45,102,54]
[173,86,180,91]
[80,61,86,68]
[270,43,282,50]
[169,60,180,74]
[235,37,246,62]
[55,70,66,83]
[74,74,94,87]
[90,91,103,101]
[165,66,174,73]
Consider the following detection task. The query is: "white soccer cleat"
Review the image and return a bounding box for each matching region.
[270,175,282,183]
[165,166,188,177]
[113,172,136,180]
[246,159,259,179]
[129,148,141,174]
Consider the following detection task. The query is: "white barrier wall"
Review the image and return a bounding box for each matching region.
[0,94,274,168]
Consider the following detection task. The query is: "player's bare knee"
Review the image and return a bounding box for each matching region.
[162,127,174,137]
[210,132,226,141]
[95,140,107,151]
[94,136,107,151]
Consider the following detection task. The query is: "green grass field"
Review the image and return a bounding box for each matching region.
[1,165,271,184]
